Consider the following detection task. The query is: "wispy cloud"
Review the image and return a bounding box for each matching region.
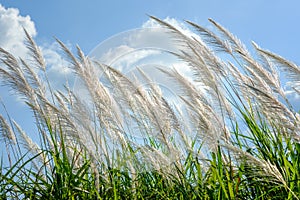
[41,42,72,74]
[86,17,198,105]
[142,16,197,39]
[89,17,194,79]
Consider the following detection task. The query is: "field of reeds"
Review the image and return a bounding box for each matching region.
[0,17,299,199]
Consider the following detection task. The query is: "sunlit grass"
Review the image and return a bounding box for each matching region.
[0,17,299,199]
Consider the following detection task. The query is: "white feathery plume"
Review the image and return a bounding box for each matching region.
[0,115,16,145]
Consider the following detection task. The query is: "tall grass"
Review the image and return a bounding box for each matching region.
[0,17,299,199]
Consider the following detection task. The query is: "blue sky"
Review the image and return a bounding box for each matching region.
[1,0,300,61]
[0,1,300,159]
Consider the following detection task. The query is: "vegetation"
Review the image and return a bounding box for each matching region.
[0,17,299,199]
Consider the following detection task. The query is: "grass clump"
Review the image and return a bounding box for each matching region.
[0,16,300,199]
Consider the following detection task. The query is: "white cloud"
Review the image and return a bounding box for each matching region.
[285,92,300,111]
[99,45,135,64]
[42,42,72,75]
[142,17,191,36]
[89,17,194,70]
[0,4,72,78]
[40,42,75,93]
[87,17,196,97]
[0,4,76,104]
[90,28,177,64]
[0,4,36,58]
[90,17,199,63]
[110,48,161,72]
